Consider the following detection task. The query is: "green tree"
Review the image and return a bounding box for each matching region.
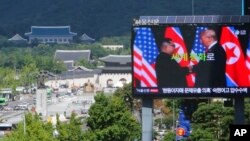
[163,131,175,141]
[192,102,234,141]
[0,67,19,92]
[100,35,130,49]
[164,99,182,112]
[51,60,67,74]
[3,113,85,141]
[35,56,66,74]
[188,128,217,141]
[56,113,83,141]
[113,84,133,110]
[86,94,141,141]
[245,98,250,124]
[75,59,97,69]
[154,115,173,130]
[20,63,38,87]
[3,113,56,141]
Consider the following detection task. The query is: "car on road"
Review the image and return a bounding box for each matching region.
[0,106,4,111]
[81,109,88,114]
[21,102,30,106]
[157,130,166,136]
[13,104,28,110]
[3,106,12,111]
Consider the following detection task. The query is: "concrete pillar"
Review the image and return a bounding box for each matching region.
[142,98,153,141]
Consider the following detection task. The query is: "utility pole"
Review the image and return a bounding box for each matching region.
[23,112,26,135]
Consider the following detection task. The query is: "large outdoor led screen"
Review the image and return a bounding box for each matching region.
[132,23,250,97]
[245,0,250,15]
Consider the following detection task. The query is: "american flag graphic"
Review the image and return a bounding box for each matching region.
[133,27,159,87]
[190,27,207,65]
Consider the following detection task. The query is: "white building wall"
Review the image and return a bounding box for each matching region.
[102,45,124,50]
[98,73,131,88]
[29,36,73,44]
[46,73,131,90]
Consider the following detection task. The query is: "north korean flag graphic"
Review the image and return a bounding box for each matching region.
[165,27,189,67]
[246,37,250,81]
[220,26,250,86]
[165,27,195,87]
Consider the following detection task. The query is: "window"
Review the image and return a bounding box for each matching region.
[107,79,113,88]
[119,78,127,84]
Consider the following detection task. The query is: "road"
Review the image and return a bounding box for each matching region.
[1,91,92,124]
[0,96,30,125]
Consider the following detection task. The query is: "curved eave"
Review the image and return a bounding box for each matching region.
[69,32,77,36]
[24,32,32,36]
[99,55,131,63]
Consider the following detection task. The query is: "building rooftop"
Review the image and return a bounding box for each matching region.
[79,33,95,41]
[55,50,91,62]
[70,66,94,72]
[99,66,131,73]
[25,26,77,36]
[99,66,131,71]
[8,34,27,41]
[99,55,131,64]
[57,69,101,80]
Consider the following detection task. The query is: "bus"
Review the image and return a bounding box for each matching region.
[0,98,7,106]
[0,123,12,137]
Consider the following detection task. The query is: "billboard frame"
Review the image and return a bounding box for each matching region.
[132,15,250,98]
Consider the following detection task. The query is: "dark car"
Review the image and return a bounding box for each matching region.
[13,106,21,111]
[81,109,88,114]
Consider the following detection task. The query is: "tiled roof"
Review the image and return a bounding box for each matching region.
[99,55,131,63]
[70,66,93,72]
[55,50,91,62]
[25,26,77,36]
[8,34,27,41]
[99,66,131,73]
[80,33,95,41]
[99,66,131,71]
[57,69,101,79]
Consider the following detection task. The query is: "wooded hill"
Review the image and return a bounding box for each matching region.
[0,0,241,39]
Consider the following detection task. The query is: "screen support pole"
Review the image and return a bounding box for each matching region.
[234,97,244,124]
[234,0,246,125]
[142,98,153,141]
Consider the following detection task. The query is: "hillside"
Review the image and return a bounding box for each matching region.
[0,0,241,39]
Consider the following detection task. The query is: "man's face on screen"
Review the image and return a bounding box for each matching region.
[161,41,175,55]
[200,30,216,48]
[200,35,212,48]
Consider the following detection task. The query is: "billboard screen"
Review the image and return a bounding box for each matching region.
[245,0,250,15]
[132,23,250,97]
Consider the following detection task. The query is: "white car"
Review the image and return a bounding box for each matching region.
[157,130,166,136]
[3,106,12,111]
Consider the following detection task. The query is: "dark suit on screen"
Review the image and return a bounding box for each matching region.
[156,52,188,88]
[193,43,226,87]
